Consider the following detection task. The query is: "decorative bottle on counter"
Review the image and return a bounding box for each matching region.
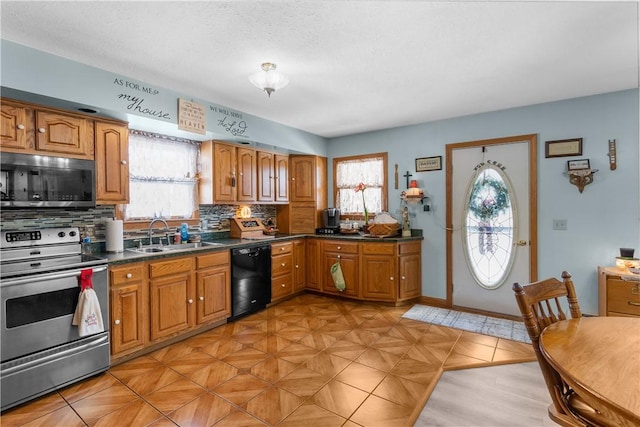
[180,223,189,243]
[82,236,92,255]
[174,228,181,245]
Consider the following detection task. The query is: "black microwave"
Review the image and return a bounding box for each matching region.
[0,153,95,208]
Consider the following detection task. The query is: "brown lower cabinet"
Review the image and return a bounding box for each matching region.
[271,239,308,302]
[322,240,359,297]
[108,239,420,361]
[109,250,230,362]
[109,263,146,358]
[312,238,422,303]
[148,256,194,342]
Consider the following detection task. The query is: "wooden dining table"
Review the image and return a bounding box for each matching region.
[540,316,640,427]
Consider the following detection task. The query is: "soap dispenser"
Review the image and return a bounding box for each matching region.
[180,223,189,243]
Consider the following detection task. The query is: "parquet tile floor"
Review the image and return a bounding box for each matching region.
[1,294,535,427]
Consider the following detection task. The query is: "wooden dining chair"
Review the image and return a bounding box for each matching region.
[513,271,605,427]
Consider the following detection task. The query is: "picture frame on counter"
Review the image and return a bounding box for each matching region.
[545,138,583,158]
[567,158,590,171]
[416,156,442,172]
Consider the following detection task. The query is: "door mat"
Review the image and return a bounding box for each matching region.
[402,305,531,344]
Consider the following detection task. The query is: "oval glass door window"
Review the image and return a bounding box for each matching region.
[462,164,516,289]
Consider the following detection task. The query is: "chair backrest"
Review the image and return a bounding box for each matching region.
[512,271,582,419]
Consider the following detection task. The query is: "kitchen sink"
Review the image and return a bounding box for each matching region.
[126,241,226,254]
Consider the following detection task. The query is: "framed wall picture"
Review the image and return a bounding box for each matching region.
[545,138,583,158]
[567,158,590,171]
[416,156,442,172]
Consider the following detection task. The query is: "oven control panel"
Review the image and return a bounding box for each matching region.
[4,230,41,243]
[1,227,80,249]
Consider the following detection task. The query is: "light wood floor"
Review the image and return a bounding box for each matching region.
[415,362,554,427]
[1,294,538,427]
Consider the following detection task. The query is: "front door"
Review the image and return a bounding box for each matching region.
[446,134,537,316]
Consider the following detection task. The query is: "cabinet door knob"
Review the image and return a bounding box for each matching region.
[337,246,341,250]
[188,299,193,304]
[17,124,25,130]
[291,177,296,181]
[295,264,299,269]
[390,277,394,281]
[337,255,341,259]
[121,160,127,165]
[114,319,121,325]
[38,127,46,133]
[281,283,286,288]
[281,263,286,267]
[401,276,406,280]
[199,296,204,301]
[126,273,132,279]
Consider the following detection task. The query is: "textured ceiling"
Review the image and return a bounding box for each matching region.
[1,1,638,138]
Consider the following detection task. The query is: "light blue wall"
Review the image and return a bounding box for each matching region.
[2,40,638,315]
[0,40,327,155]
[328,89,640,315]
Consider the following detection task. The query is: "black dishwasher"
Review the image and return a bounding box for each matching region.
[230,244,271,321]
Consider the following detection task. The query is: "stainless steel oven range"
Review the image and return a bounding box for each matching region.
[0,227,110,412]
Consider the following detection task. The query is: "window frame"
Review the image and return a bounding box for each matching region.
[115,130,201,230]
[333,152,388,221]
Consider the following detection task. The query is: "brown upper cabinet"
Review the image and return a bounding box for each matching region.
[290,155,318,202]
[35,110,93,158]
[276,155,327,233]
[1,99,95,159]
[257,151,289,203]
[95,120,130,204]
[236,146,256,202]
[1,98,131,205]
[1,100,30,151]
[201,140,289,205]
[200,141,257,204]
[274,154,289,202]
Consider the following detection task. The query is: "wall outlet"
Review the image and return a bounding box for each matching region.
[553,219,567,230]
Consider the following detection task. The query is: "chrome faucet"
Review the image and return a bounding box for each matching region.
[147,218,170,245]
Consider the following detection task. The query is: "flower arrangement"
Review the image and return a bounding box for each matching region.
[354,182,369,224]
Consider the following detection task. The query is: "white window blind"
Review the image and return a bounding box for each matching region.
[124,131,200,220]
[335,155,385,216]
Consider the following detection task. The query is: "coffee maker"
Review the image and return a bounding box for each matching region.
[323,208,340,229]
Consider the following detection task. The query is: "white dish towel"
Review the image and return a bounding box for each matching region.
[72,269,104,336]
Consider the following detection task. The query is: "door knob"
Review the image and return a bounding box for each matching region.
[516,240,528,246]
[114,319,120,325]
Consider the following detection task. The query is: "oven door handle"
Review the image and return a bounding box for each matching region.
[1,265,108,287]
[0,334,109,375]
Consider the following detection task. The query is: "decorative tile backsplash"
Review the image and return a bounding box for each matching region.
[0,204,278,243]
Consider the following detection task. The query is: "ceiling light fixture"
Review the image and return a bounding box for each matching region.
[249,62,289,97]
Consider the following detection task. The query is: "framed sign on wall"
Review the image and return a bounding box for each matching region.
[545,138,583,158]
[416,156,442,172]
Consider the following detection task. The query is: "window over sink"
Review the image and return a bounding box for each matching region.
[123,130,200,221]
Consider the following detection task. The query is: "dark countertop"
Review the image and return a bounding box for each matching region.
[100,233,423,265]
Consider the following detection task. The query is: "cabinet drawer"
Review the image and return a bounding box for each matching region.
[272,274,293,299]
[399,241,421,255]
[149,257,194,279]
[196,251,229,269]
[362,242,396,255]
[323,241,358,254]
[272,253,293,277]
[110,263,144,285]
[272,241,293,255]
[607,279,640,316]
